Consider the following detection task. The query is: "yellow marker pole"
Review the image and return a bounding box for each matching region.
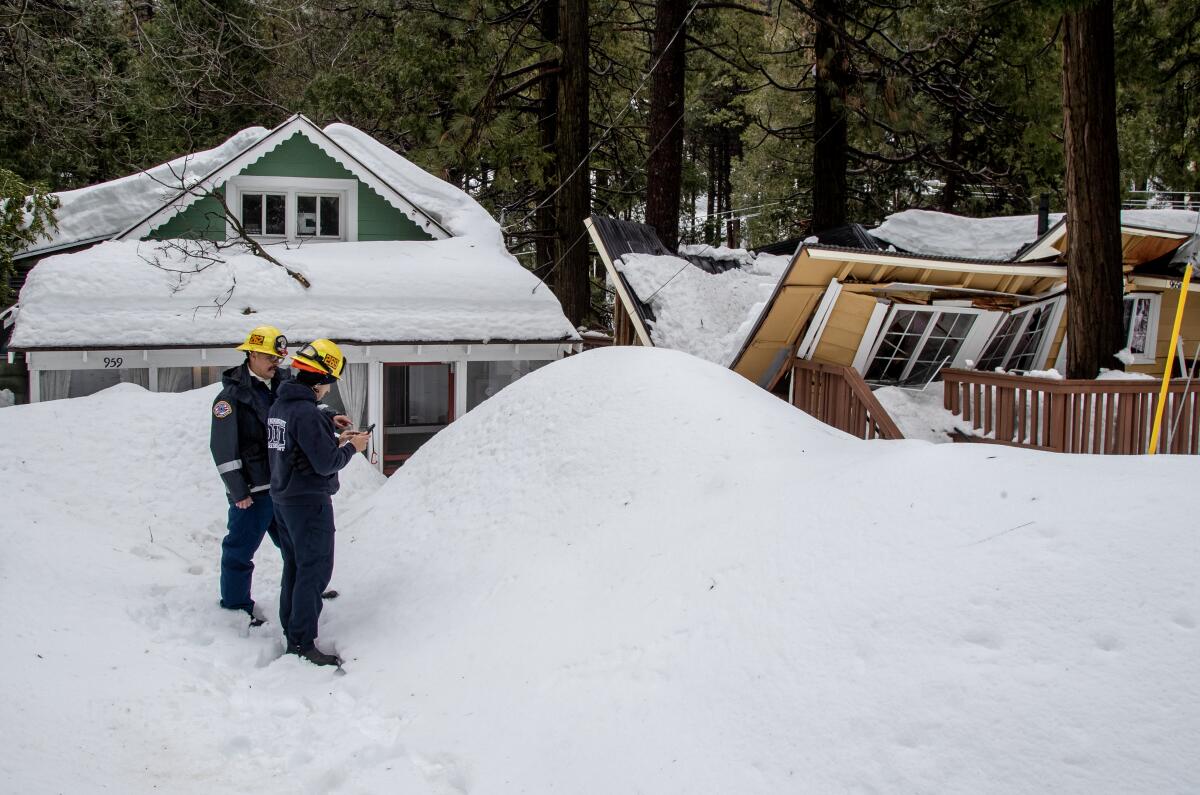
[1147,264,1193,454]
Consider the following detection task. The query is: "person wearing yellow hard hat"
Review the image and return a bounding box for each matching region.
[267,339,367,667]
[210,326,350,627]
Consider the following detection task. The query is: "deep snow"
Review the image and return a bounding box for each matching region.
[13,238,578,348]
[617,252,790,365]
[1,347,1198,793]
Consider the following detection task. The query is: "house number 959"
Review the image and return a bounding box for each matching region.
[103,356,124,368]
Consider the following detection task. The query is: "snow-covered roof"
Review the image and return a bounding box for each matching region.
[12,239,577,348]
[322,124,502,246]
[20,115,506,258]
[616,251,790,366]
[21,127,269,258]
[873,208,1200,262]
[871,209,1065,261]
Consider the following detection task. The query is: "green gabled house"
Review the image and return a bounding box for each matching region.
[7,114,578,472]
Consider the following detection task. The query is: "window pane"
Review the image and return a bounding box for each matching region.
[466,361,550,411]
[265,194,286,235]
[241,194,263,235]
[319,196,340,237]
[906,310,976,385]
[1008,305,1052,371]
[1126,297,1152,355]
[297,195,318,236]
[865,310,929,382]
[977,313,1022,371]
[407,366,449,425]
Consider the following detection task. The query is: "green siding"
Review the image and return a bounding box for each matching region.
[146,131,435,241]
[147,190,228,241]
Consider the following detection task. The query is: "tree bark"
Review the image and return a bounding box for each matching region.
[644,0,688,252]
[549,0,591,326]
[811,0,851,233]
[1062,0,1125,378]
[536,0,559,277]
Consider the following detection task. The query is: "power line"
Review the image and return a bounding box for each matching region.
[529,109,688,294]
[505,0,703,233]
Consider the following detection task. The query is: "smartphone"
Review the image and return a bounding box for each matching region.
[361,423,376,434]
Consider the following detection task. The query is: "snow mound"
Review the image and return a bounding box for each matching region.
[2,348,1198,792]
[618,252,789,365]
[347,347,1200,792]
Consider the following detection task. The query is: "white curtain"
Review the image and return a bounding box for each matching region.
[338,362,368,427]
[157,366,195,393]
[39,371,72,401]
[119,368,150,389]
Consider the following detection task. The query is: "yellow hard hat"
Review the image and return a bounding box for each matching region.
[237,325,288,357]
[292,338,346,380]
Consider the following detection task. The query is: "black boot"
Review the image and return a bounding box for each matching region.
[290,645,342,667]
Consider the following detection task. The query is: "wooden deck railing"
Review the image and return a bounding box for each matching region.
[791,360,904,441]
[942,368,1200,454]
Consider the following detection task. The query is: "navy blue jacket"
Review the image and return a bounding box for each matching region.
[210,363,288,502]
[268,380,357,505]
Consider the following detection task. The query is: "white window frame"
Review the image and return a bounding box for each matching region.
[225,176,358,243]
[237,191,288,238]
[1122,292,1161,365]
[974,294,1066,373]
[860,303,997,385]
[295,193,343,239]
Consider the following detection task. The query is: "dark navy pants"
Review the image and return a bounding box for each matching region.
[274,501,336,651]
[219,493,279,612]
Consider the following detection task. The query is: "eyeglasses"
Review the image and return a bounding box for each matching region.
[252,351,285,364]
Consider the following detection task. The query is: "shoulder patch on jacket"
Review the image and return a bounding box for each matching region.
[213,400,233,419]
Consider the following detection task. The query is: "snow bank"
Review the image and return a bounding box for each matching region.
[617,252,790,365]
[25,128,268,257]
[0,382,385,789]
[872,383,974,442]
[871,209,1062,260]
[2,348,1198,792]
[0,388,13,408]
[12,238,577,348]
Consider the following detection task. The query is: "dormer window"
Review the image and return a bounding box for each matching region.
[241,193,286,236]
[226,176,357,243]
[297,194,340,238]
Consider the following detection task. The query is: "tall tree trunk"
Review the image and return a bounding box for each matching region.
[644,0,688,252]
[536,0,559,277]
[811,0,850,233]
[1062,0,1125,378]
[549,0,591,326]
[940,112,963,212]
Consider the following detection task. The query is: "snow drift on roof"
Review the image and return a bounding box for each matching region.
[23,128,269,258]
[873,208,1200,262]
[323,124,503,245]
[1119,208,1200,235]
[617,251,790,366]
[12,239,577,348]
[871,209,1065,261]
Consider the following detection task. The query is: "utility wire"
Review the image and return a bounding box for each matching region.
[505,0,703,233]
[530,109,687,294]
